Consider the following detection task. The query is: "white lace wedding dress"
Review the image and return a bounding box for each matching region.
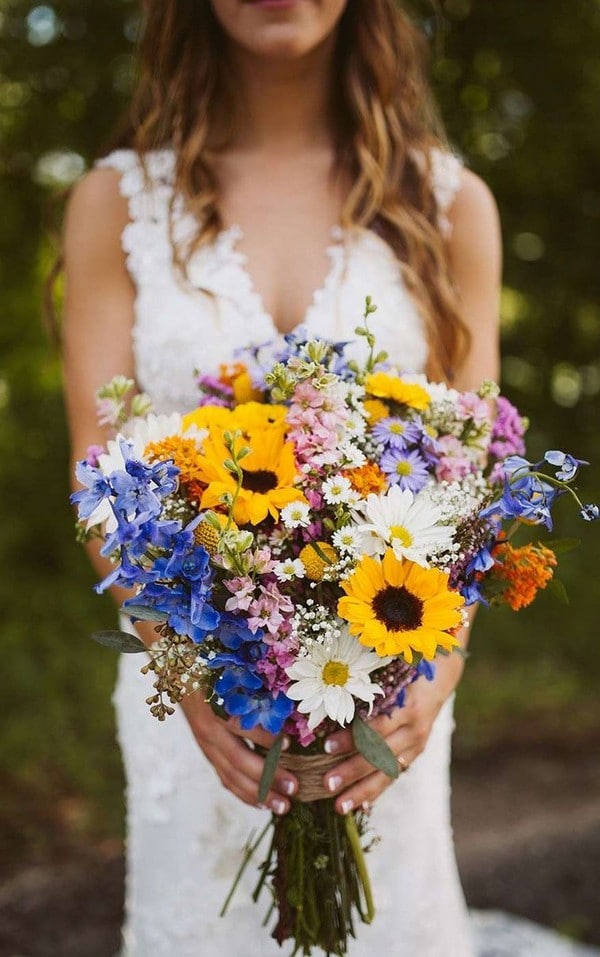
[96,148,596,957]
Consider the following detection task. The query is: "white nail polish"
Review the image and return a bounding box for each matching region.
[340,799,354,815]
[327,775,342,792]
[283,780,295,796]
[324,739,339,754]
[272,799,286,815]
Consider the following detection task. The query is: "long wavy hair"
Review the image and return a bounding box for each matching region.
[105,0,469,380]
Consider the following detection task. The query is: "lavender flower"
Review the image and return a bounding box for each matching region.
[379,447,430,493]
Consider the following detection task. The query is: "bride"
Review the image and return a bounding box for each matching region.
[61,2,574,955]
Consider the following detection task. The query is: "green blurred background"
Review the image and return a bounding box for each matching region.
[0,0,599,876]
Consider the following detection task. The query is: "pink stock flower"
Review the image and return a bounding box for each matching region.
[284,712,317,748]
[224,577,255,612]
[435,435,474,482]
[458,392,490,425]
[85,444,105,467]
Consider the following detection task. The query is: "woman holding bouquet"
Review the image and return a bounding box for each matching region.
[63,1,502,954]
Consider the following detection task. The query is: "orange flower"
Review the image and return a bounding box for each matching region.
[145,436,204,485]
[493,542,557,611]
[343,462,387,496]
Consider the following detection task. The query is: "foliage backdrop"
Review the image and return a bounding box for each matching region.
[1,0,598,867]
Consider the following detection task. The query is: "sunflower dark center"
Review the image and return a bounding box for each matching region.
[241,468,278,493]
[372,585,424,632]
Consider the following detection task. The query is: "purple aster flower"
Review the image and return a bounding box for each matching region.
[372,417,422,450]
[379,447,431,492]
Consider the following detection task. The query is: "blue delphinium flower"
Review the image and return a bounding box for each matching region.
[544,450,588,482]
[222,687,295,734]
[581,503,599,521]
[481,473,558,530]
[372,417,422,450]
[379,447,430,493]
[71,461,112,519]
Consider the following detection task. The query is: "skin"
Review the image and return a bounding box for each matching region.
[63,0,501,820]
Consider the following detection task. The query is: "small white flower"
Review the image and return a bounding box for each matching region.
[322,475,354,505]
[280,501,311,528]
[285,628,385,730]
[353,484,454,567]
[340,442,366,469]
[273,558,306,582]
[332,525,362,555]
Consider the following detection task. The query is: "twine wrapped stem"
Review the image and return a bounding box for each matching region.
[279,750,358,802]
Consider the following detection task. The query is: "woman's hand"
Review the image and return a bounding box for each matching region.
[181,692,298,816]
[321,653,465,814]
[132,620,299,816]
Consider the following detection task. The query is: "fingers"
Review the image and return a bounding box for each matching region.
[227,718,290,752]
[324,708,411,756]
[202,726,297,814]
[323,723,427,806]
[332,745,421,815]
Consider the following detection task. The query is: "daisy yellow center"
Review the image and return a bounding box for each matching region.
[322,661,350,686]
[395,461,413,477]
[389,525,413,547]
[389,423,405,435]
[241,468,278,493]
[372,585,424,632]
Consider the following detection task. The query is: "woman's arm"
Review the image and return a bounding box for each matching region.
[321,169,503,813]
[63,171,297,814]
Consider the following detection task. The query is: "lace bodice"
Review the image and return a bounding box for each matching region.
[96,147,463,413]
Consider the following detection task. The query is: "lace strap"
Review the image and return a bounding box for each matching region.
[94,148,176,223]
[429,147,464,237]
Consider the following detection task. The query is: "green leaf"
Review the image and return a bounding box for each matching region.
[121,604,166,622]
[352,715,399,780]
[258,735,284,804]
[92,630,147,653]
[547,578,570,605]
[544,537,581,554]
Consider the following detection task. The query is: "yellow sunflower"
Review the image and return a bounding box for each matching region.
[364,372,430,412]
[182,401,287,437]
[338,549,463,662]
[197,428,306,525]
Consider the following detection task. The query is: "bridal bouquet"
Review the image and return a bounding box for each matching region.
[73,299,597,955]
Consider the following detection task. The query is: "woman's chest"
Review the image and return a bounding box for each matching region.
[215,152,348,333]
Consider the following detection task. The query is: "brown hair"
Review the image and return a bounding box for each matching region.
[104,0,469,380]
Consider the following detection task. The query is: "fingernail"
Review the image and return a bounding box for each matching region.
[281,736,290,751]
[272,799,286,815]
[324,738,339,754]
[327,775,342,792]
[282,779,296,796]
[340,799,354,814]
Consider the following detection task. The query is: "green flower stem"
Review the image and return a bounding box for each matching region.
[344,812,375,923]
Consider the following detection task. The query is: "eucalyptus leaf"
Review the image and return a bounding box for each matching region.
[122,604,166,622]
[544,537,581,554]
[547,577,570,605]
[92,630,147,654]
[258,735,284,804]
[352,715,399,780]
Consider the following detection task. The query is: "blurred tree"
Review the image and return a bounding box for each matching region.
[0,0,598,866]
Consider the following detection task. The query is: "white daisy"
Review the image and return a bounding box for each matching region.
[340,442,367,469]
[280,501,312,529]
[332,525,362,555]
[322,475,355,505]
[353,484,454,567]
[285,628,385,730]
[273,558,306,582]
[123,412,207,451]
